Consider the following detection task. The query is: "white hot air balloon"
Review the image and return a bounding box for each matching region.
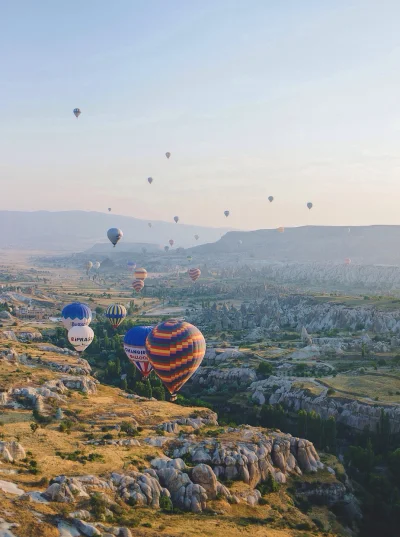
[68,325,94,353]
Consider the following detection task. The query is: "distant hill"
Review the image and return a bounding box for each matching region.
[0,211,231,251]
[189,226,400,265]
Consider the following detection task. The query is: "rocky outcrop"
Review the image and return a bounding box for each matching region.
[43,475,113,503]
[250,376,400,433]
[0,441,26,462]
[191,367,257,390]
[111,471,169,508]
[60,376,97,394]
[158,411,218,433]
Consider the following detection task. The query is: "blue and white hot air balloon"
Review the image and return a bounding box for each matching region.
[123,326,153,378]
[61,302,92,331]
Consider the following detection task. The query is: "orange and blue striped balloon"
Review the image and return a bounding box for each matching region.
[145,319,206,400]
[105,304,127,329]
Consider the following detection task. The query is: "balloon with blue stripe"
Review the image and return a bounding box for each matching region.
[61,302,92,331]
[105,304,127,329]
[123,326,153,378]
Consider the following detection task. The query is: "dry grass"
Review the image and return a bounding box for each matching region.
[323,372,400,403]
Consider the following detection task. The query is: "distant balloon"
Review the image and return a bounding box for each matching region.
[105,304,127,329]
[307,202,313,210]
[93,261,100,270]
[142,247,147,254]
[187,255,192,262]
[194,234,199,241]
[132,279,145,293]
[85,261,93,273]
[268,196,274,203]
[164,246,169,252]
[61,303,92,331]
[165,152,171,159]
[148,177,153,185]
[238,240,242,246]
[169,239,174,247]
[127,261,136,271]
[134,268,147,280]
[145,319,206,400]
[73,108,81,118]
[68,325,94,353]
[148,222,152,228]
[108,208,111,212]
[277,227,284,233]
[224,210,230,217]
[188,268,201,282]
[107,228,123,247]
[123,326,153,378]
[345,258,351,265]
[348,228,351,233]
[174,216,179,223]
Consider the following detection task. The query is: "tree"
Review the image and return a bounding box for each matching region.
[30,423,39,434]
[324,416,337,453]
[257,362,273,377]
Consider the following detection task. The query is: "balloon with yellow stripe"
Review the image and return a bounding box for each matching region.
[145,319,206,401]
[105,304,127,329]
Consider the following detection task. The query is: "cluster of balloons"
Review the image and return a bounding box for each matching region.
[62,300,206,400]
[61,302,94,352]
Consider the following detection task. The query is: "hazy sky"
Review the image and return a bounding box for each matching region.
[2,0,400,230]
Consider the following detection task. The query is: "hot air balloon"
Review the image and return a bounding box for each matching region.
[107,228,123,247]
[73,108,81,118]
[85,261,93,273]
[307,202,313,210]
[148,222,152,228]
[188,268,201,282]
[108,208,111,212]
[105,304,127,329]
[146,320,206,400]
[132,279,144,293]
[165,152,171,159]
[68,325,94,353]
[345,258,351,265]
[148,177,153,185]
[174,216,179,224]
[238,240,242,246]
[277,227,284,233]
[169,239,174,247]
[93,261,100,270]
[134,268,147,280]
[187,255,192,262]
[61,303,92,331]
[123,326,153,377]
[268,196,274,203]
[194,234,199,241]
[127,261,136,271]
[224,210,230,217]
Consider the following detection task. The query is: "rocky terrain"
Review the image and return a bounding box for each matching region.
[0,338,353,537]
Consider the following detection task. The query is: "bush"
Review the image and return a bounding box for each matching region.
[90,492,107,518]
[159,494,173,512]
[327,388,335,396]
[257,362,273,377]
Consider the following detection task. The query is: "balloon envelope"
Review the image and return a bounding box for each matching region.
[108,208,111,212]
[105,304,127,329]
[174,216,179,223]
[268,196,274,202]
[164,246,169,252]
[68,325,94,352]
[166,152,171,159]
[93,261,100,270]
[123,326,153,377]
[134,268,147,280]
[169,239,174,246]
[148,177,153,184]
[345,258,351,265]
[148,222,152,228]
[277,227,284,233]
[307,202,313,210]
[62,303,92,331]
[85,261,93,271]
[73,108,81,118]
[224,210,230,217]
[132,279,144,293]
[107,228,123,247]
[188,268,201,282]
[146,319,206,398]
[194,234,199,240]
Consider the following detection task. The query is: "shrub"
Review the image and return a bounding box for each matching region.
[327,388,335,396]
[159,494,173,512]
[90,492,107,518]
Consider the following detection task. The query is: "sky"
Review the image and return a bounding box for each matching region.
[1,0,400,230]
